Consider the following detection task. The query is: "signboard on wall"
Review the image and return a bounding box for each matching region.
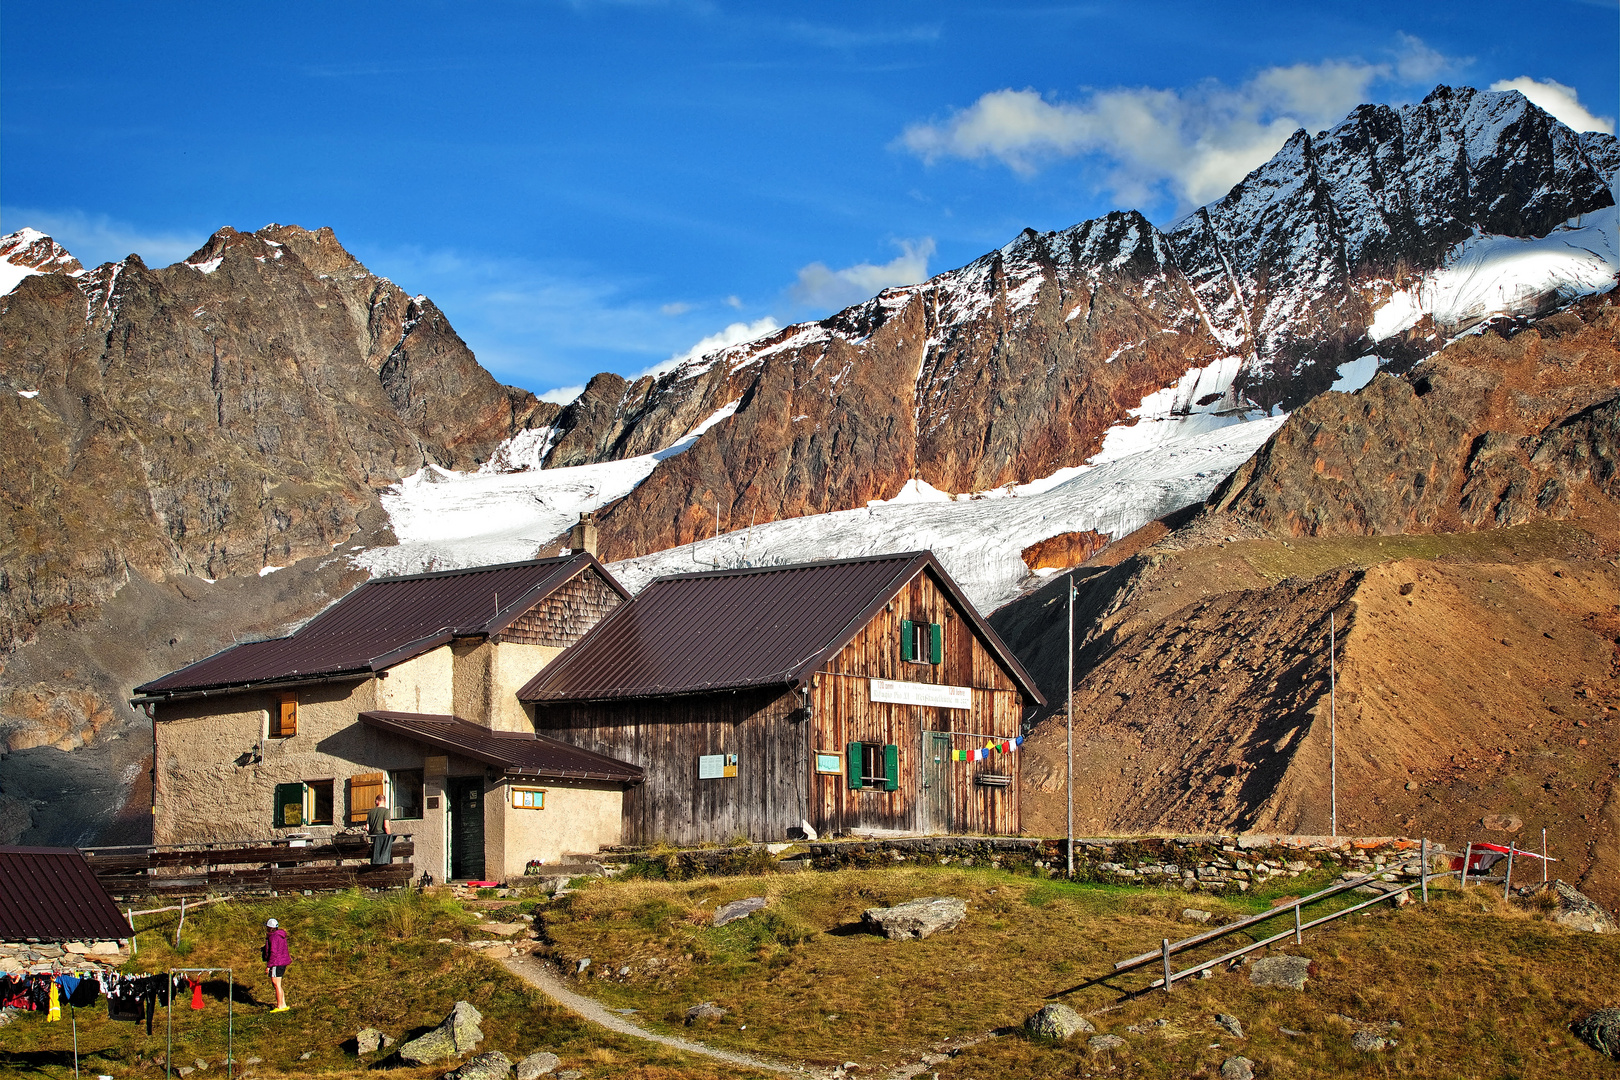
[869,678,972,710]
[698,754,738,779]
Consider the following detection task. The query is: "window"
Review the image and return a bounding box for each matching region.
[273,782,305,828]
[391,769,425,820]
[846,741,899,791]
[270,692,297,738]
[305,780,334,826]
[511,787,545,809]
[900,619,943,664]
[347,772,386,823]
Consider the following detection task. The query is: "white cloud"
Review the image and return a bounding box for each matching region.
[789,237,935,310]
[538,385,586,405]
[1489,76,1614,134]
[633,316,780,379]
[898,36,1467,210]
[659,301,694,316]
[724,294,743,309]
[0,206,206,269]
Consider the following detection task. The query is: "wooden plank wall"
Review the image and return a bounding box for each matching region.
[497,568,624,647]
[811,568,1023,836]
[534,689,809,845]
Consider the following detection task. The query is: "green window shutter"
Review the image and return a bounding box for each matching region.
[273,782,305,828]
[929,622,943,664]
[847,741,863,790]
[884,744,900,791]
[899,619,914,661]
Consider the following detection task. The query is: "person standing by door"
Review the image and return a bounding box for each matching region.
[262,918,291,1012]
[366,794,394,865]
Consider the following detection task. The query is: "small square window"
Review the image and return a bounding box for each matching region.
[859,743,887,787]
[304,780,334,826]
[391,770,424,820]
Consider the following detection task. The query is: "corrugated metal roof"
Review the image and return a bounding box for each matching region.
[137,554,627,697]
[519,550,1045,705]
[0,847,132,942]
[358,711,643,783]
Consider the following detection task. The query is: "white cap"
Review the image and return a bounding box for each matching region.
[266,918,278,928]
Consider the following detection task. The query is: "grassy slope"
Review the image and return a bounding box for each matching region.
[537,866,1620,1079]
[0,889,745,1079]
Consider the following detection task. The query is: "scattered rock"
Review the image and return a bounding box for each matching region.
[1483,814,1524,833]
[399,1001,485,1065]
[442,1051,513,1080]
[861,897,967,940]
[1351,1030,1397,1052]
[177,1069,193,1078]
[485,945,512,960]
[1220,1055,1255,1080]
[480,922,528,937]
[356,1027,394,1054]
[685,1001,727,1025]
[1024,1003,1095,1040]
[1405,780,1419,791]
[1571,1008,1620,1060]
[575,958,590,975]
[1249,955,1313,990]
[299,1051,314,1060]
[556,1072,582,1080]
[195,1061,209,1071]
[1538,881,1618,934]
[244,1058,262,1066]
[516,1050,561,1079]
[713,897,768,927]
[1087,1034,1125,1052]
[1214,1013,1245,1039]
[1181,908,1213,923]
[1278,1026,1305,1037]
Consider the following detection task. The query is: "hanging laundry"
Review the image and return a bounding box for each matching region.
[190,977,205,1010]
[46,978,61,1022]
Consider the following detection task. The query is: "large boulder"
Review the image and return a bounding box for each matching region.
[442,1051,512,1080]
[1540,881,1618,934]
[1088,1034,1125,1053]
[398,1001,485,1065]
[1220,1056,1254,1080]
[861,897,967,940]
[1249,955,1312,990]
[516,1051,561,1079]
[1572,1009,1620,1060]
[355,1027,393,1054]
[1025,1003,1095,1040]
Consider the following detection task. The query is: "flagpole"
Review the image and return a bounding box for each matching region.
[1067,576,1075,879]
[1330,609,1337,839]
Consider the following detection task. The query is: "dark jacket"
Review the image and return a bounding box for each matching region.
[263,928,291,967]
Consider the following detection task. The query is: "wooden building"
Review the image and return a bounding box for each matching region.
[132,554,642,882]
[519,552,1045,844]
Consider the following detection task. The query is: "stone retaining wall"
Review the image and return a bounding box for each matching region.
[0,939,128,975]
[599,834,1450,893]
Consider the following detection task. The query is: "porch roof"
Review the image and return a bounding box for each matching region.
[358,710,643,784]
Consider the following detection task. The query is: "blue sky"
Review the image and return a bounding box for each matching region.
[4,2,1615,400]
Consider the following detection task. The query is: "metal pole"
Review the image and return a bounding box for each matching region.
[228,969,234,1080]
[1461,841,1472,889]
[1066,579,1075,879]
[1330,610,1337,839]
[1421,838,1429,904]
[1294,902,1302,944]
[128,908,137,956]
[167,970,173,1080]
[1161,938,1172,994]
[71,1003,79,1079]
[1542,828,1548,885]
[1503,844,1515,899]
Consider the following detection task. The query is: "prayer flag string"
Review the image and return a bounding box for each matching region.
[951,736,1024,762]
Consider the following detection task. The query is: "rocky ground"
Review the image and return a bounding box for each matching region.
[1008,296,1620,910]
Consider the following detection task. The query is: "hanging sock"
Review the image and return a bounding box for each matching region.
[47,978,61,1022]
[190,977,205,1010]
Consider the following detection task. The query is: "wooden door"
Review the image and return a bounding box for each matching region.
[446,777,485,880]
[921,731,953,834]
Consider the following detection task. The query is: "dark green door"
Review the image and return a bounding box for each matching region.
[922,731,953,834]
[447,777,485,880]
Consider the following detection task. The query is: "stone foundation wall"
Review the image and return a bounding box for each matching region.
[600,834,1449,892]
[0,938,128,975]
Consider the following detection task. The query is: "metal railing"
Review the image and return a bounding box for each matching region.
[1110,838,1458,993]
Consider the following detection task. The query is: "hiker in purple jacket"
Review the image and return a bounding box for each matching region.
[262,918,291,1012]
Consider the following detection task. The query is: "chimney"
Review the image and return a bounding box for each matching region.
[566,512,598,558]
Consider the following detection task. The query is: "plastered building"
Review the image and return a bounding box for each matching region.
[133,554,641,882]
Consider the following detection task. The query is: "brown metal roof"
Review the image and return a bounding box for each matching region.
[136,554,629,698]
[518,551,1045,705]
[0,847,132,942]
[358,711,644,783]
